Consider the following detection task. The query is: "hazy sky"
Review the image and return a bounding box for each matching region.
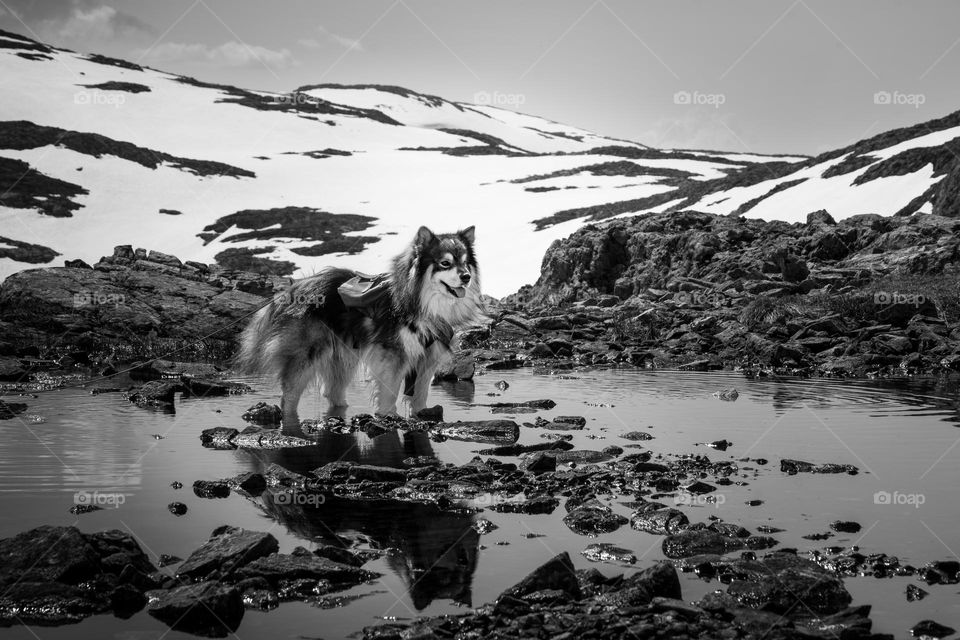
[3,0,960,155]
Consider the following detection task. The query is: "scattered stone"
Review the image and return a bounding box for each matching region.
[581,543,637,564]
[830,520,862,534]
[193,480,231,499]
[906,584,929,602]
[781,459,859,475]
[241,402,282,426]
[168,502,187,516]
[562,501,629,536]
[911,620,955,639]
[432,420,520,444]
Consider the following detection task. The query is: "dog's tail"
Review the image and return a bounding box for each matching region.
[233,301,275,374]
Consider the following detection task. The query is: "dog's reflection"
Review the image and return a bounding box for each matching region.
[243,408,479,609]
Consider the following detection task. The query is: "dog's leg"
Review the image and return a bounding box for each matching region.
[321,346,359,410]
[279,358,314,416]
[365,347,402,416]
[402,344,440,415]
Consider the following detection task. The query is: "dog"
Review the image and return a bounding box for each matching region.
[235,226,483,416]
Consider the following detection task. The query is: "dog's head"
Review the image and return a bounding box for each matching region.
[403,225,481,323]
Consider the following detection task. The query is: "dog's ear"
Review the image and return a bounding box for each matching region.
[458,226,476,245]
[414,226,436,247]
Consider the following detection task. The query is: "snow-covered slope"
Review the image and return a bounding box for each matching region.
[1,28,955,296]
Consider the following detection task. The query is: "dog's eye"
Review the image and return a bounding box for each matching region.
[438,260,452,269]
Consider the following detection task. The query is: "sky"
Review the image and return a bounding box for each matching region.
[2,0,960,156]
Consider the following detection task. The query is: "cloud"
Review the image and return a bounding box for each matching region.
[1,1,156,45]
[138,41,296,70]
[299,25,363,52]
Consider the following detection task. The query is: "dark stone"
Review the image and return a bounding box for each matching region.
[432,420,520,444]
[241,402,282,426]
[498,552,582,602]
[630,508,689,535]
[147,581,243,637]
[168,502,188,516]
[830,520,862,533]
[562,501,629,535]
[911,620,956,638]
[233,552,379,588]
[725,552,852,615]
[193,480,231,499]
[176,527,279,580]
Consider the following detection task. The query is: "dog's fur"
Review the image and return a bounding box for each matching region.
[235,226,483,416]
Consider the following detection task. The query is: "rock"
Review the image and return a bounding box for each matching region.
[497,552,582,602]
[241,402,282,426]
[0,400,28,420]
[725,552,852,615]
[712,388,739,401]
[0,525,101,586]
[0,356,27,381]
[0,582,109,626]
[200,427,239,449]
[581,543,637,564]
[490,496,559,515]
[181,376,251,397]
[432,420,520,444]
[168,502,188,516]
[911,620,955,638]
[552,415,586,427]
[906,584,929,602]
[346,465,407,483]
[232,427,314,449]
[920,560,960,584]
[519,451,557,474]
[662,529,752,559]
[477,440,573,456]
[434,352,476,380]
[415,405,443,422]
[621,430,654,441]
[562,501,629,536]
[630,508,689,535]
[487,399,557,410]
[233,552,379,589]
[193,480,231,499]
[226,472,267,496]
[830,520,862,533]
[147,581,243,637]
[124,380,183,407]
[177,527,279,580]
[594,562,683,609]
[781,458,859,475]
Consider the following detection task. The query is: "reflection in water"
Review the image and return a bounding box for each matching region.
[244,419,479,610]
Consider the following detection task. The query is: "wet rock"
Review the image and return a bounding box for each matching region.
[69,504,102,515]
[241,402,282,426]
[0,525,101,586]
[233,552,379,590]
[432,420,519,444]
[181,376,251,398]
[594,562,683,608]
[781,458,859,475]
[177,527,279,581]
[906,584,929,602]
[630,508,689,536]
[433,352,476,381]
[415,405,443,422]
[225,472,267,496]
[621,430,654,441]
[920,560,960,584]
[831,520,862,534]
[581,543,637,564]
[663,529,754,559]
[193,480,231,499]
[712,388,739,401]
[124,380,183,407]
[0,357,27,381]
[232,427,314,449]
[490,496,559,515]
[158,554,182,568]
[0,582,110,626]
[683,481,716,494]
[487,399,557,410]
[725,552,852,615]
[473,519,498,535]
[562,501,629,536]
[911,620,955,638]
[168,502,188,516]
[477,440,573,456]
[519,451,557,474]
[147,581,243,637]
[200,427,239,449]
[497,552,582,603]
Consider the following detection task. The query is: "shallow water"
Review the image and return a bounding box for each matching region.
[1,368,959,639]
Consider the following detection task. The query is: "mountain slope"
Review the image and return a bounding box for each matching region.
[1,28,955,295]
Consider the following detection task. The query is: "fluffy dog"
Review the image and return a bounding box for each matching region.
[235,226,483,416]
